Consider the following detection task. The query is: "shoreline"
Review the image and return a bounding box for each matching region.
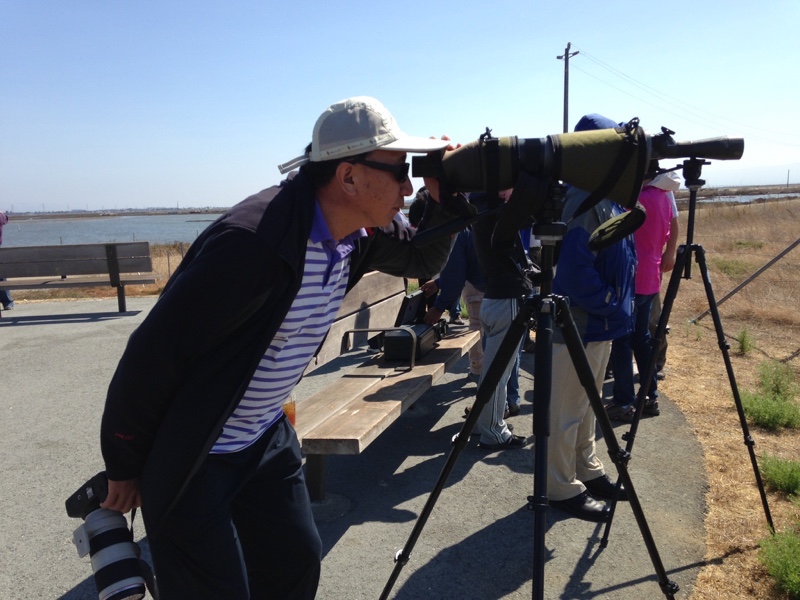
[7,184,800,220]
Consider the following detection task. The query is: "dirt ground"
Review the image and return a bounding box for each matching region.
[652,199,800,599]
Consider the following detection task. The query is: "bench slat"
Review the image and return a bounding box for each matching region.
[0,242,153,278]
[300,329,480,455]
[0,275,157,290]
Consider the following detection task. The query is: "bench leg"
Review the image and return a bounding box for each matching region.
[116,285,127,312]
[304,454,327,502]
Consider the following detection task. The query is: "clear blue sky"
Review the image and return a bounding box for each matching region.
[3,1,800,213]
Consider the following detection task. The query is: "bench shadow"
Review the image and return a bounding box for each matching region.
[0,311,140,327]
[314,362,489,550]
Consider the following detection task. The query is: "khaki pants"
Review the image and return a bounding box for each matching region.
[462,280,484,375]
[546,341,610,501]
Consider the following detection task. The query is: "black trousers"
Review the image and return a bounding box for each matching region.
[148,417,322,599]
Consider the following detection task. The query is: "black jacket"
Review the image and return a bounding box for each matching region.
[100,171,456,536]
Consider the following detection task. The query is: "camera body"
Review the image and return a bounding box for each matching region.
[66,471,109,520]
[66,472,147,600]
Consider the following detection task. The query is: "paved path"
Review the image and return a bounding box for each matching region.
[1,298,707,599]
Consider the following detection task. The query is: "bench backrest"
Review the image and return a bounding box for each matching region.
[0,242,153,280]
[305,270,407,375]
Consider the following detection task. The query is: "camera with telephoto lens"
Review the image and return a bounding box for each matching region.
[65,472,148,600]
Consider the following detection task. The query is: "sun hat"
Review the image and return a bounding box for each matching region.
[649,170,682,192]
[278,96,449,174]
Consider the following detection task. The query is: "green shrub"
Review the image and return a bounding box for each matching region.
[711,257,751,278]
[736,328,755,354]
[743,361,800,430]
[757,361,800,403]
[734,239,765,250]
[761,454,800,496]
[743,391,800,430]
[759,528,800,598]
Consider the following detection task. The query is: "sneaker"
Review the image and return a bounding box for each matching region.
[605,402,635,423]
[656,371,666,381]
[643,396,661,416]
[478,434,527,451]
[450,316,465,325]
[507,403,521,417]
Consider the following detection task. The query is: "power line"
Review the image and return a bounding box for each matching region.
[571,47,800,147]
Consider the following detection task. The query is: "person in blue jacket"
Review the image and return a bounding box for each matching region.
[546,113,636,522]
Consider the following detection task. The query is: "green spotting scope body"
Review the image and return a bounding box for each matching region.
[412,128,744,209]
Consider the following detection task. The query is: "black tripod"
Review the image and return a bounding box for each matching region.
[379,199,680,600]
[600,158,775,542]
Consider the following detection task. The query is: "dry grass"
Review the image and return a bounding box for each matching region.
[7,201,800,597]
[659,198,800,599]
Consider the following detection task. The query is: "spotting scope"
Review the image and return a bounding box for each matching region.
[412,121,744,208]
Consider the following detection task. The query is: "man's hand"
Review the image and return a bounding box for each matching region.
[424,306,444,326]
[420,280,439,297]
[423,136,460,202]
[101,478,142,514]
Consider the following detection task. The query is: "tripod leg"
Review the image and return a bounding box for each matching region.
[530,297,555,600]
[694,245,775,533]
[557,296,679,599]
[378,298,532,600]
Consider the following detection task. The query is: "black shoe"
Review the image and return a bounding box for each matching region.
[656,370,666,381]
[550,491,610,523]
[643,396,661,416]
[478,434,527,451]
[507,403,521,417]
[583,474,628,501]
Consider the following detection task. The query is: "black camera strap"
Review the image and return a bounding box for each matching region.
[128,508,160,599]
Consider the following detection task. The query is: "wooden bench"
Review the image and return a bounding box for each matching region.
[294,270,481,501]
[0,242,157,313]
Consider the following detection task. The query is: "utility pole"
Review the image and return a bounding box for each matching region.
[557,42,579,133]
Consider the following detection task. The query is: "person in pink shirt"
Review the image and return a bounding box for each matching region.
[605,165,674,422]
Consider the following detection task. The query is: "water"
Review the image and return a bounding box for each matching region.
[1,213,224,248]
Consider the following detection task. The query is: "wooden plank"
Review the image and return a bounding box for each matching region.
[336,270,406,318]
[0,275,157,290]
[0,242,152,278]
[301,329,480,455]
[294,359,391,440]
[307,292,405,374]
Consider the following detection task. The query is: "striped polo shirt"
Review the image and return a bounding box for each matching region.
[211,203,366,454]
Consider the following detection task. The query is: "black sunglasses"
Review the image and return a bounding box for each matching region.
[348,158,410,183]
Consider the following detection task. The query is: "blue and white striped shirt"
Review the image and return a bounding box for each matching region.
[211,203,365,453]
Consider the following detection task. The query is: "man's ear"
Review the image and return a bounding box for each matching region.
[335,162,358,196]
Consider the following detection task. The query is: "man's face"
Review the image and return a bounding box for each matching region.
[349,150,413,227]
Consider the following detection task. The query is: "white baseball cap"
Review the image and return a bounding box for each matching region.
[278,96,449,174]
[649,170,682,192]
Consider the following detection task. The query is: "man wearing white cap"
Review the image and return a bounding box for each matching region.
[98,96,460,599]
